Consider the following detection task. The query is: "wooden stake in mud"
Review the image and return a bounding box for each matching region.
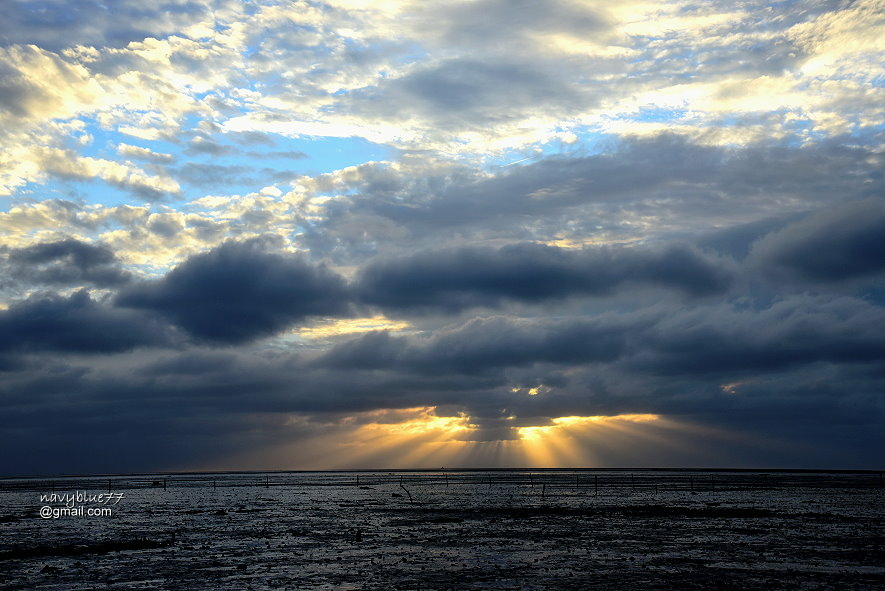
[529,473,534,488]
[163,478,167,491]
[488,474,492,488]
[594,475,598,496]
[399,482,413,504]
[711,475,715,490]
[542,483,546,499]
[690,476,694,491]
[575,474,579,490]
[444,472,448,488]
[214,479,217,490]
[265,476,269,488]
[108,479,111,493]
[357,474,360,487]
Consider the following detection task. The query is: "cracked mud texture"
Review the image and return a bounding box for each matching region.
[1,471,882,590]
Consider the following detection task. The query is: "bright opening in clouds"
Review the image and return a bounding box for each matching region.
[0,0,883,475]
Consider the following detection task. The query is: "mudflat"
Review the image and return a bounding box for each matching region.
[2,470,882,590]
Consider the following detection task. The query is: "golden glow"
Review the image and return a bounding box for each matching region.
[294,315,411,339]
[553,413,660,425]
[208,409,743,472]
[514,413,676,468]
[327,411,670,469]
[517,414,660,440]
[324,407,482,469]
[511,384,551,396]
[357,407,474,436]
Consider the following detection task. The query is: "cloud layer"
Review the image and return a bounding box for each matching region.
[0,0,883,474]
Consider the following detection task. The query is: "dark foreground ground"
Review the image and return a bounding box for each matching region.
[1,470,883,590]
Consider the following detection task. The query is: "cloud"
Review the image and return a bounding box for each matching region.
[117,239,350,344]
[221,0,882,153]
[245,150,308,160]
[356,241,733,313]
[698,215,795,260]
[185,135,239,156]
[138,351,238,376]
[0,0,221,52]
[175,162,261,187]
[749,199,885,283]
[0,1,883,474]
[39,147,181,199]
[0,289,171,354]
[228,130,278,147]
[0,45,102,124]
[357,58,586,127]
[422,0,614,52]
[320,292,885,380]
[317,315,627,375]
[633,295,885,377]
[116,143,175,164]
[296,136,883,263]
[1,290,883,472]
[4,238,131,288]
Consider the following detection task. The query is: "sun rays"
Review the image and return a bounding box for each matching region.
[303,408,686,469]
[204,405,752,472]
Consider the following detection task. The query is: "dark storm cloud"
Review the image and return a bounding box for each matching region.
[2,292,884,473]
[0,0,215,51]
[4,238,131,288]
[356,242,733,313]
[0,358,292,475]
[632,295,885,377]
[749,199,885,283]
[116,239,350,344]
[320,294,885,381]
[139,351,238,376]
[317,315,627,374]
[698,216,795,259]
[0,290,171,354]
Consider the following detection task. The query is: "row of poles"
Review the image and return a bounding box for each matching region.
[81,473,702,494]
[15,471,885,493]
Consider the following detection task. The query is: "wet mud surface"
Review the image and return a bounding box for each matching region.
[1,471,883,590]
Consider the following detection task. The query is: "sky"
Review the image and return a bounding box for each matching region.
[0,0,883,476]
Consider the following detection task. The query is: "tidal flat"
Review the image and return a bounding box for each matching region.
[1,470,883,590]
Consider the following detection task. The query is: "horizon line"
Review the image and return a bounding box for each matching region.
[2,466,883,481]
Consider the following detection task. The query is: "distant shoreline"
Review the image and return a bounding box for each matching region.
[2,466,883,481]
